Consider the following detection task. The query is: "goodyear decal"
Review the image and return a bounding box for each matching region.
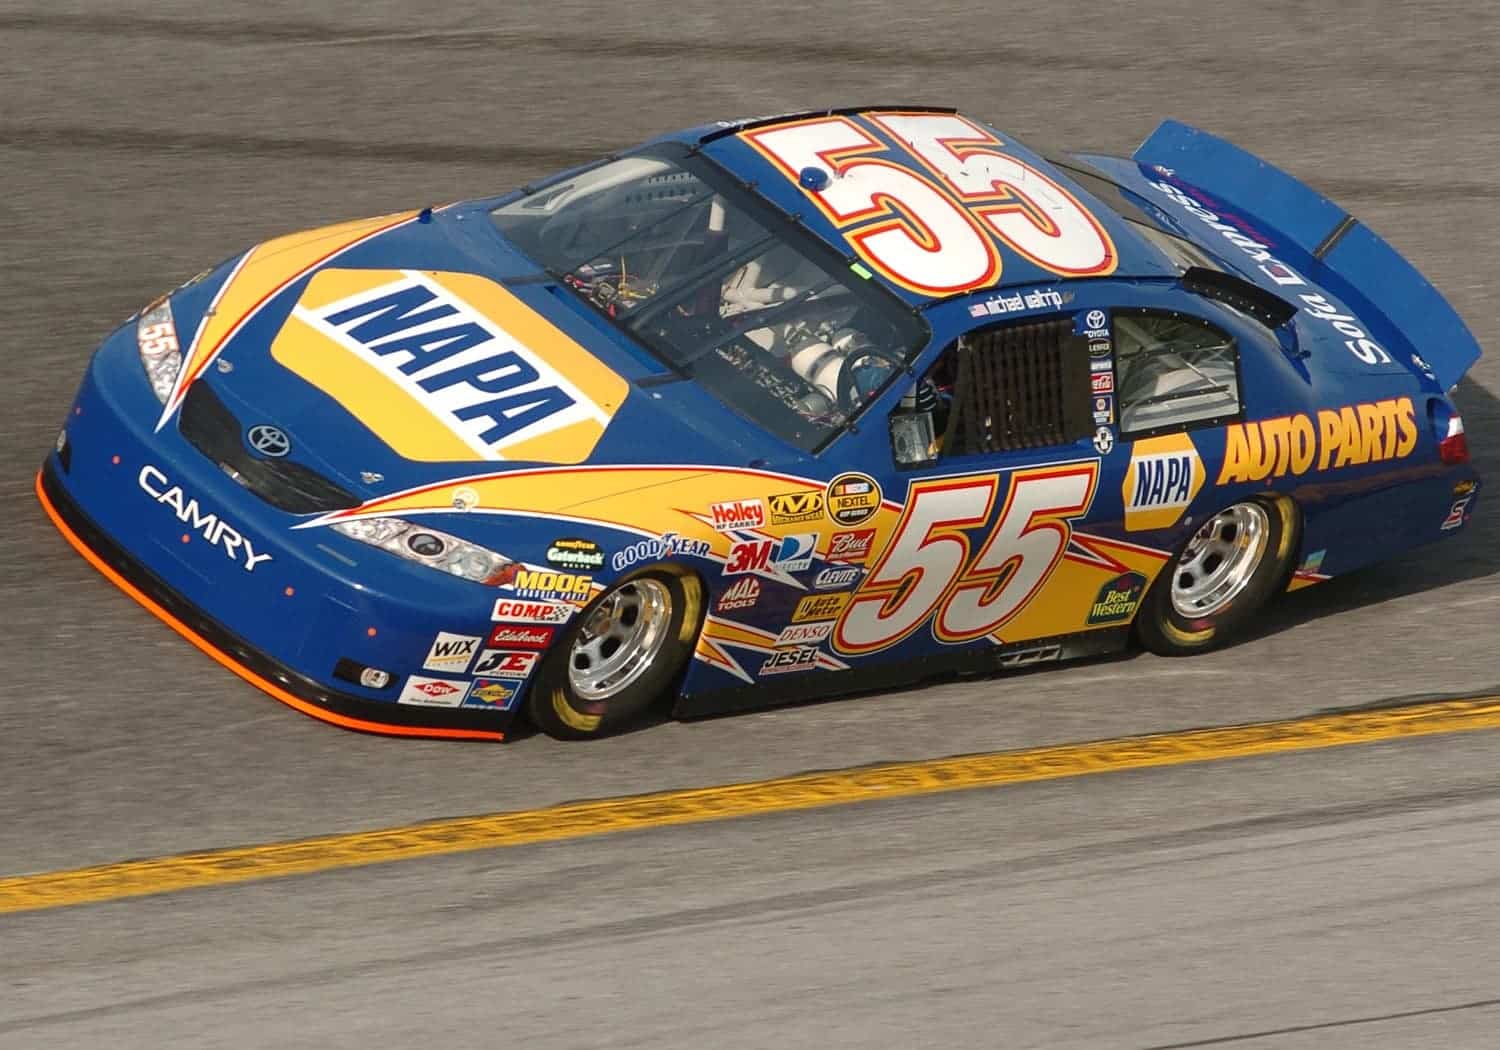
[156,212,419,431]
[1218,397,1416,485]
[272,269,628,463]
[1123,434,1205,532]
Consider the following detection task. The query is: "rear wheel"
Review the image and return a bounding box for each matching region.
[1136,496,1298,656]
[528,571,702,739]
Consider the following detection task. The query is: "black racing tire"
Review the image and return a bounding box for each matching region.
[527,570,703,740]
[1135,495,1299,657]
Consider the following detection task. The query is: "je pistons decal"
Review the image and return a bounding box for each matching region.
[272,269,627,464]
[1085,572,1146,626]
[824,473,881,526]
[1122,434,1205,532]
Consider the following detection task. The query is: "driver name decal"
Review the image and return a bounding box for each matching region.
[273,269,628,463]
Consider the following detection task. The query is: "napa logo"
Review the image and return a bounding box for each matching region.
[1122,433,1205,531]
[272,269,628,463]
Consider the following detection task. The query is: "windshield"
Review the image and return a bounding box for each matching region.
[491,148,928,452]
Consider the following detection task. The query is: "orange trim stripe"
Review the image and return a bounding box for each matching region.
[34,471,504,742]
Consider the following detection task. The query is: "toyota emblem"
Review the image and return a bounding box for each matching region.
[246,424,291,458]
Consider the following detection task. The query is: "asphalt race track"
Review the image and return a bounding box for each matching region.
[5,2,1500,1046]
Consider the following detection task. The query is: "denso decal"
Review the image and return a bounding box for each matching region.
[487,624,555,649]
[509,569,594,601]
[472,649,540,679]
[827,529,875,563]
[1122,434,1205,532]
[272,269,628,463]
[775,622,834,647]
[716,576,761,612]
[137,465,272,572]
[709,498,765,532]
[398,675,466,707]
[490,598,575,623]
[610,532,712,572]
[422,631,481,672]
[1217,397,1416,485]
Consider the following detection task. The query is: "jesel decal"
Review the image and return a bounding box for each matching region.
[1217,397,1417,485]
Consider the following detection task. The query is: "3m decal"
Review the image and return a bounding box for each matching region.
[824,473,882,527]
[828,529,876,563]
[1123,434,1205,532]
[462,678,519,711]
[1217,397,1417,485]
[137,465,272,572]
[725,534,819,576]
[487,624,555,649]
[793,592,853,623]
[545,538,604,570]
[611,532,712,572]
[744,113,1115,295]
[490,598,575,623]
[472,649,540,679]
[398,675,467,707]
[759,645,822,676]
[833,462,1099,655]
[709,498,766,532]
[767,490,825,524]
[423,631,481,673]
[775,622,835,647]
[509,570,594,602]
[716,576,762,612]
[272,268,628,463]
[1085,572,1146,626]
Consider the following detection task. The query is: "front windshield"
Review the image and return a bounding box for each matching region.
[491,149,927,452]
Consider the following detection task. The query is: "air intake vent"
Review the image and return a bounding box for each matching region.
[944,317,1092,455]
[179,383,360,515]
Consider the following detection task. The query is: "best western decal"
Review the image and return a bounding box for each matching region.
[824,473,881,527]
[1085,572,1146,626]
[137,465,272,571]
[1121,434,1205,532]
[1217,397,1417,485]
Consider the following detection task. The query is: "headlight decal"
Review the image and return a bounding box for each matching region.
[331,517,516,585]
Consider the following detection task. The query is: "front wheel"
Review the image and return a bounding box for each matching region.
[527,572,702,739]
[1135,496,1298,656]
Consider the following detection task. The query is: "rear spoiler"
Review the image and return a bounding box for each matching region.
[1133,120,1481,389]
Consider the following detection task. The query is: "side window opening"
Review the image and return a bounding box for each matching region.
[1114,311,1241,436]
[890,316,1092,467]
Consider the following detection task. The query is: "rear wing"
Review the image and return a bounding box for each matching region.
[1133,120,1481,389]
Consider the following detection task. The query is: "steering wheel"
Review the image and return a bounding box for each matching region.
[835,346,907,413]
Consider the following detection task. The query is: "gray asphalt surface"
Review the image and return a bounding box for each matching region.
[4,1,1500,1045]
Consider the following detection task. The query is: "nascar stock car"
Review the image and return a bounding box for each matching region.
[40,107,1481,740]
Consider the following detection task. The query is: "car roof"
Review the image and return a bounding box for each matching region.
[671,106,1181,306]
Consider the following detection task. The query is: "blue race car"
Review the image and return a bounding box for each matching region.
[41,107,1481,740]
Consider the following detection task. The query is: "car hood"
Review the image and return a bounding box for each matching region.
[158,206,783,508]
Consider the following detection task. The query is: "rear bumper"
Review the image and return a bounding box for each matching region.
[37,460,506,741]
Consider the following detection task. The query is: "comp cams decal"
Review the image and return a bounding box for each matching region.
[272,268,628,463]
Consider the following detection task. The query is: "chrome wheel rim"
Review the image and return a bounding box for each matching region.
[1170,503,1270,618]
[567,579,673,702]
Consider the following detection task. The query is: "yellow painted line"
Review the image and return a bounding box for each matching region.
[6,694,1500,915]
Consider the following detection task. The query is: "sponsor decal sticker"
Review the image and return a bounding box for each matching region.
[611,532,712,572]
[1123,433,1205,532]
[767,490,825,524]
[709,498,766,532]
[422,631,481,672]
[1084,309,1109,337]
[510,569,593,602]
[1085,571,1146,626]
[759,645,821,676]
[1216,397,1417,485]
[813,565,862,590]
[462,678,519,711]
[775,622,834,647]
[824,472,882,527]
[137,465,272,572]
[969,287,1067,318]
[398,675,467,707]
[491,598,574,623]
[546,537,604,571]
[487,623,555,649]
[1443,495,1473,531]
[792,591,852,623]
[828,529,876,563]
[716,576,761,612]
[1092,427,1115,456]
[725,533,819,575]
[1299,549,1327,574]
[1091,372,1114,394]
[472,649,541,679]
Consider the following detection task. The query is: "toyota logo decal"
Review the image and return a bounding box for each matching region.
[246,424,291,458]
